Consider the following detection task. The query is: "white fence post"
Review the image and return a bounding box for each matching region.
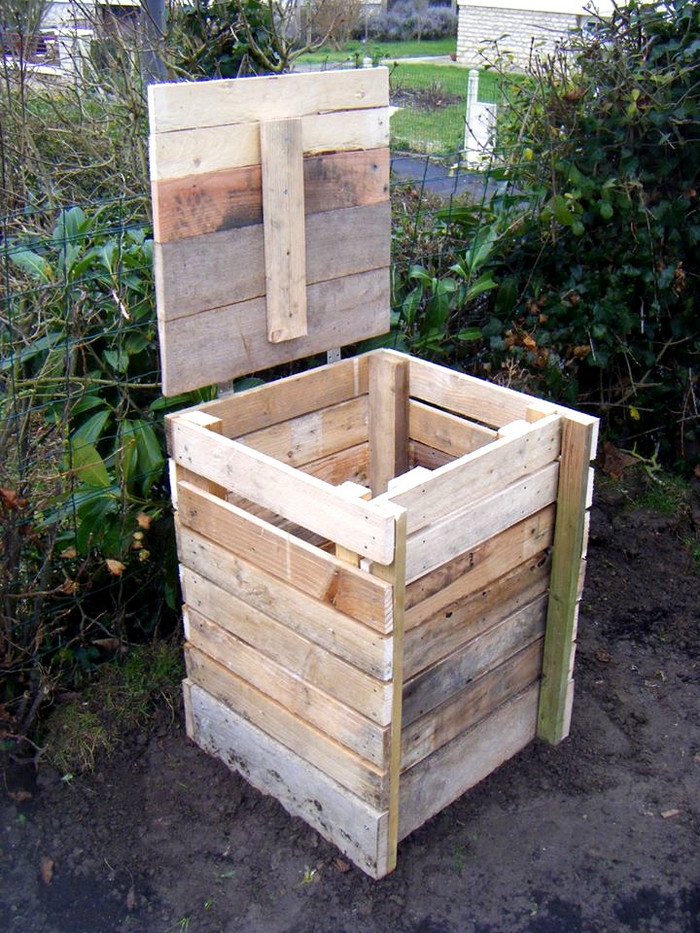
[464,68,497,168]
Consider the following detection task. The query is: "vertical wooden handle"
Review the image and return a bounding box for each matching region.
[260,117,308,344]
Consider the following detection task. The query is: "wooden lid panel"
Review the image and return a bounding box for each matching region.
[148,69,391,396]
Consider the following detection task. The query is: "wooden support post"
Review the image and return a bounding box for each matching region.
[335,481,372,566]
[537,412,598,744]
[260,117,308,343]
[369,353,410,497]
[372,505,407,876]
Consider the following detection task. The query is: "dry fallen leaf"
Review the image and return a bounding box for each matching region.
[8,790,32,804]
[333,858,351,874]
[60,547,77,559]
[126,885,137,910]
[105,559,126,577]
[39,856,54,885]
[136,512,152,530]
[661,809,681,819]
[595,649,613,664]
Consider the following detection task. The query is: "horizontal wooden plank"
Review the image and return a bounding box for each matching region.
[152,149,389,244]
[185,620,389,768]
[378,414,561,535]
[159,268,389,396]
[186,680,392,878]
[155,202,391,320]
[398,683,539,841]
[179,564,392,724]
[178,532,394,681]
[239,396,368,467]
[409,399,497,457]
[177,480,392,633]
[184,646,389,808]
[402,595,547,724]
[405,460,560,582]
[149,68,389,135]
[185,353,368,438]
[409,440,454,469]
[301,442,370,488]
[401,639,542,771]
[169,414,398,564]
[404,553,550,679]
[405,505,555,615]
[150,108,389,182]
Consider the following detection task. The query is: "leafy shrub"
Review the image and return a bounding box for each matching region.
[359,0,457,42]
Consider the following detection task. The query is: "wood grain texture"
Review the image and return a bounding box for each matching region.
[177,480,392,632]
[159,268,389,396]
[369,353,409,496]
[149,68,389,134]
[260,118,307,342]
[177,532,394,682]
[186,680,392,878]
[398,683,539,841]
[152,149,389,244]
[409,399,497,457]
[155,202,391,321]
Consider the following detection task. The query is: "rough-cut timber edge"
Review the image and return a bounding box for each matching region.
[184,680,391,879]
[537,412,599,744]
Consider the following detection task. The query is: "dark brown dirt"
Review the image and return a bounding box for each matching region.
[2,471,700,933]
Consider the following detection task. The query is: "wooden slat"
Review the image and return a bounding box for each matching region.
[369,352,409,496]
[404,460,560,582]
[185,620,389,768]
[409,440,454,469]
[182,353,368,438]
[186,680,391,879]
[377,414,561,535]
[302,442,369,488]
[150,107,389,182]
[409,399,497,457]
[238,396,368,467]
[152,149,389,245]
[537,412,598,744]
[177,480,392,632]
[169,413,396,563]
[155,202,391,321]
[404,554,550,679]
[177,534,393,682]
[260,117,307,343]
[179,564,392,724]
[149,68,389,135]
[159,267,389,396]
[402,595,547,724]
[404,505,555,615]
[401,640,543,771]
[398,683,539,841]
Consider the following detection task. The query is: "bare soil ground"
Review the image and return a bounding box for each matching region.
[2,469,700,933]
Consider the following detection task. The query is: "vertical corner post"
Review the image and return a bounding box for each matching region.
[369,352,410,497]
[537,413,598,744]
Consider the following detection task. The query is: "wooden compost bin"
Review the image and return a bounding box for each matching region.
[148,69,598,879]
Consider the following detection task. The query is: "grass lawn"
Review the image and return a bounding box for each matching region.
[296,37,456,65]
[388,63,500,158]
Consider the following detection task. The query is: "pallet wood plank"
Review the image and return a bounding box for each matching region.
[404,505,556,615]
[377,414,561,535]
[401,640,543,771]
[409,399,497,457]
[404,460,560,582]
[155,202,391,321]
[180,565,392,724]
[149,68,389,135]
[150,107,389,183]
[238,396,368,467]
[177,480,392,632]
[409,440,454,469]
[404,555,550,679]
[398,683,539,841]
[186,681,392,878]
[260,117,307,343]
[177,533,393,681]
[169,413,396,563]
[369,353,409,496]
[152,148,389,245]
[537,413,598,744]
[402,595,547,724]
[159,267,389,396]
[185,353,368,438]
[302,442,370,488]
[185,623,389,768]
